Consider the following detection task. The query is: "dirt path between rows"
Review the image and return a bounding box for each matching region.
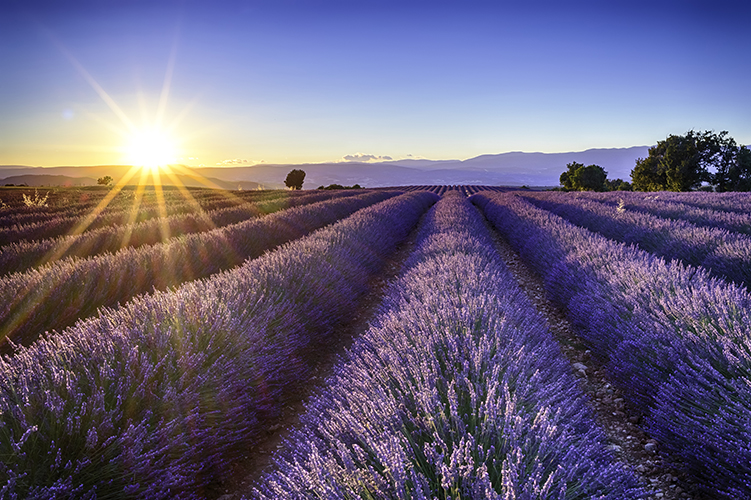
[478,206,703,500]
[206,211,427,500]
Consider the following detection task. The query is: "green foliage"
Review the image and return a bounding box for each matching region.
[97,175,113,186]
[714,142,751,192]
[559,162,608,191]
[284,169,306,190]
[605,178,632,191]
[631,130,750,192]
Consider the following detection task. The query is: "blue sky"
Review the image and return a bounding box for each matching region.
[1,0,749,167]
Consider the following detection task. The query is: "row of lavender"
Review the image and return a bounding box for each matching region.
[567,191,751,236]
[0,188,300,245]
[254,193,644,499]
[520,191,751,290]
[587,190,751,214]
[390,185,511,196]
[0,191,438,498]
[0,186,252,228]
[0,190,398,349]
[472,191,751,498]
[0,190,357,276]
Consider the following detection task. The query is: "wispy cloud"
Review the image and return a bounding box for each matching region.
[342,153,393,162]
[216,158,261,166]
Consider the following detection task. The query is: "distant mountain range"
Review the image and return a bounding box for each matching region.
[1,146,650,189]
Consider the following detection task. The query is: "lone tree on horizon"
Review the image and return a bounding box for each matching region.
[284,169,305,190]
[97,176,113,186]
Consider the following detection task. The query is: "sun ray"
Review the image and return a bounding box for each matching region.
[51,36,137,135]
[2,166,144,343]
[155,31,180,130]
[158,165,217,230]
[149,165,172,243]
[36,166,142,267]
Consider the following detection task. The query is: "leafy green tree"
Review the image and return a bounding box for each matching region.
[284,169,305,190]
[630,130,748,191]
[606,178,632,191]
[97,176,113,186]
[560,162,608,191]
[710,133,751,192]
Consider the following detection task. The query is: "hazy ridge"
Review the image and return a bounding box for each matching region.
[1,146,649,189]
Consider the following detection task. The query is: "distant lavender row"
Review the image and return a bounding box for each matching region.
[0,188,297,245]
[0,186,257,230]
[0,190,356,275]
[0,191,437,498]
[383,185,510,196]
[0,190,398,349]
[553,191,751,236]
[521,192,751,290]
[473,191,751,498]
[255,193,643,499]
[621,190,751,214]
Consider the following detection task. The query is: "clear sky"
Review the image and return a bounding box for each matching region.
[1,0,749,168]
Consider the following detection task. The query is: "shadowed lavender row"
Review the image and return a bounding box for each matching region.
[563,191,751,236]
[254,193,643,499]
[520,192,751,290]
[0,189,358,276]
[0,191,438,498]
[0,188,299,245]
[473,191,751,498]
[0,190,398,349]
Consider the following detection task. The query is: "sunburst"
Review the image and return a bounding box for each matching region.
[122,126,179,173]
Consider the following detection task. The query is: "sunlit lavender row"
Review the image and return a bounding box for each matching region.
[0,188,298,244]
[254,193,643,499]
[0,190,397,349]
[0,189,356,276]
[473,191,751,498]
[606,190,751,214]
[0,191,438,498]
[521,191,751,290]
[566,191,751,236]
[0,187,237,236]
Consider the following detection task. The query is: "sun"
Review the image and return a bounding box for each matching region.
[123,126,178,171]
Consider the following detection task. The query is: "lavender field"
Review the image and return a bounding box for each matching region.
[0,185,749,499]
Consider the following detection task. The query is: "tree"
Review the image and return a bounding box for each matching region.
[97,176,113,186]
[605,178,632,191]
[708,132,751,192]
[284,169,305,190]
[629,130,744,191]
[560,162,608,191]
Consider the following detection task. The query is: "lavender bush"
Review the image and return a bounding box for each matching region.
[473,191,751,498]
[0,190,356,275]
[0,190,398,349]
[254,193,643,499]
[565,191,751,236]
[0,191,438,498]
[521,192,751,290]
[0,188,300,244]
